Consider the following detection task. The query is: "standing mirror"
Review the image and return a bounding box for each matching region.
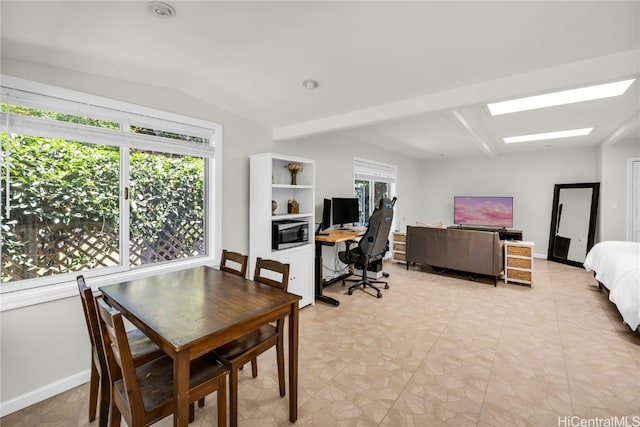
[548,183,600,267]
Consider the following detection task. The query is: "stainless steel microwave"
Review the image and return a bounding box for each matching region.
[272,220,309,250]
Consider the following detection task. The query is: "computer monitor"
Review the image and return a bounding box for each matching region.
[332,197,359,228]
[316,198,332,234]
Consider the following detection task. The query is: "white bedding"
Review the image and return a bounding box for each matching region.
[584,241,640,331]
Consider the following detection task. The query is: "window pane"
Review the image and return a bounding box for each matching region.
[374,182,389,208]
[1,133,120,283]
[129,150,205,265]
[355,179,370,224]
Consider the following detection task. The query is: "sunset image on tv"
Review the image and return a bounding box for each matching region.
[454,196,513,228]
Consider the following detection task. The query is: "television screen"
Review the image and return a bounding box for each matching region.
[332,197,359,227]
[454,196,513,228]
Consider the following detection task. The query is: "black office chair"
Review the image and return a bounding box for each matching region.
[338,197,396,298]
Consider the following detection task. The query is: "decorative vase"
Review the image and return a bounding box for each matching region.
[272,200,277,215]
[290,171,298,185]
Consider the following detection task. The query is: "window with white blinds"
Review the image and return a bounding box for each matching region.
[354,158,397,184]
[353,157,397,224]
[1,76,222,294]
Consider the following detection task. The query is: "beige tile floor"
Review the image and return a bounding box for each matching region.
[2,259,640,426]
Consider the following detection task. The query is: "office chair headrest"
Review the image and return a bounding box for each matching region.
[378,197,396,209]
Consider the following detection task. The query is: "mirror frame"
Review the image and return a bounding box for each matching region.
[547,182,600,267]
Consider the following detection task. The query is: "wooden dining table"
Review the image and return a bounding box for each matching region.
[99,265,301,427]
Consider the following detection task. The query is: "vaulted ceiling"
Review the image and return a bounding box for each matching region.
[1,1,638,158]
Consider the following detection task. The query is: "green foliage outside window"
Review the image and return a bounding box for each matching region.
[1,132,205,283]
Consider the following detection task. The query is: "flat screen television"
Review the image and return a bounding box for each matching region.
[332,197,359,228]
[454,196,513,228]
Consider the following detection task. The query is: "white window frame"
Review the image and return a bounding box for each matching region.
[353,157,397,226]
[0,75,223,311]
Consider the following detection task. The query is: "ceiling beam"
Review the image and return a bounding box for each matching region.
[602,109,640,146]
[450,110,496,158]
[273,50,639,141]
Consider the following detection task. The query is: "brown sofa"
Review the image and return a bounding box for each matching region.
[405,226,504,286]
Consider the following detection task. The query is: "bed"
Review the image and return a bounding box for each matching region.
[583,241,640,331]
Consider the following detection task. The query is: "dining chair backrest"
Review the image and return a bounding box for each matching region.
[77,275,106,367]
[253,257,290,292]
[95,298,144,417]
[220,250,249,278]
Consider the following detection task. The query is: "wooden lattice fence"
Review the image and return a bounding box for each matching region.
[130,220,204,265]
[1,221,119,282]
[2,219,204,282]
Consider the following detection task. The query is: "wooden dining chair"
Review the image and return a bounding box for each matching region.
[219,250,249,278]
[213,257,290,427]
[77,275,163,427]
[95,297,229,427]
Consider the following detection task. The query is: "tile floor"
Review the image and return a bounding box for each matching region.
[2,259,639,426]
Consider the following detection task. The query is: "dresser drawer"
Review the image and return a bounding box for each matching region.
[507,245,532,257]
[506,269,532,282]
[507,257,532,269]
[393,243,405,251]
[393,252,406,261]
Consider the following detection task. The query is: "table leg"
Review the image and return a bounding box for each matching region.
[288,302,299,422]
[174,351,190,427]
[315,241,340,306]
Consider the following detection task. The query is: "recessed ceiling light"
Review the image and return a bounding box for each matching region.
[488,78,636,116]
[147,1,176,18]
[504,128,593,144]
[302,80,319,90]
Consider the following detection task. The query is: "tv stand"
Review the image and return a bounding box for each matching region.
[447,226,523,241]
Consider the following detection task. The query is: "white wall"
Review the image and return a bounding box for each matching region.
[416,147,599,257]
[0,295,89,415]
[599,138,640,241]
[271,133,425,231]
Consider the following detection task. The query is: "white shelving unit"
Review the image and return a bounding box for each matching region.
[392,231,406,264]
[249,153,315,308]
[504,240,534,286]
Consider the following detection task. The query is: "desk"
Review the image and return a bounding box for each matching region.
[315,229,362,306]
[99,266,301,427]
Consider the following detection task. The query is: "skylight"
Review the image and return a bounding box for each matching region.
[504,128,593,144]
[488,79,636,116]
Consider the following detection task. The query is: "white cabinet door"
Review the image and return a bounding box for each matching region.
[272,247,313,308]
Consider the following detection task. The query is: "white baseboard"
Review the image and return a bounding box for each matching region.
[0,369,90,417]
